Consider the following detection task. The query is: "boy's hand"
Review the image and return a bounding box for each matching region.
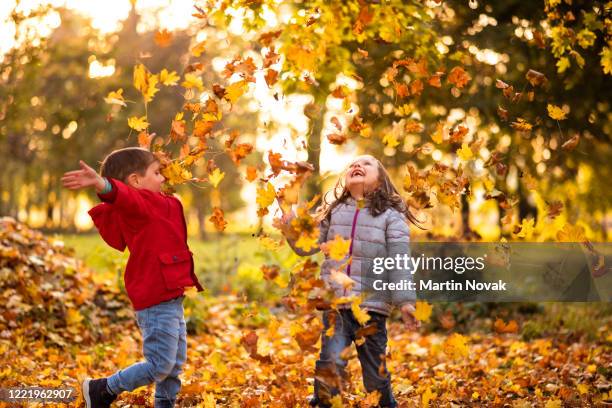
[400,303,421,330]
[62,160,106,192]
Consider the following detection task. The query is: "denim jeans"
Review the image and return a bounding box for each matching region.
[313,309,397,408]
[107,296,186,408]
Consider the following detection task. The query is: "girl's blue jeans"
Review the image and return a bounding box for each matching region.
[106,296,186,408]
[313,309,397,408]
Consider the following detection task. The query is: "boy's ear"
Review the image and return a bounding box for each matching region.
[125,172,140,188]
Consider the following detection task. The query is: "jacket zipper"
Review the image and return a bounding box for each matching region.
[344,207,360,296]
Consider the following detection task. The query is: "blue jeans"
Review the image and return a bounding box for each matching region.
[107,296,186,408]
[313,309,397,408]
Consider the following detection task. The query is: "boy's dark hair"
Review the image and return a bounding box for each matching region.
[99,147,157,183]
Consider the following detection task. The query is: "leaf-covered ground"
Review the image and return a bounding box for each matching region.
[1,218,611,407]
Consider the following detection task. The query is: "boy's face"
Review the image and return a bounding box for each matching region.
[129,161,165,192]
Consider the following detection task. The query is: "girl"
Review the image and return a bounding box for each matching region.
[279,155,421,408]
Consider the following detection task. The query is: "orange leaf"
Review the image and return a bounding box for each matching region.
[209,207,228,232]
[154,29,173,47]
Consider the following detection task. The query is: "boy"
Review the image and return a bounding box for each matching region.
[62,147,203,408]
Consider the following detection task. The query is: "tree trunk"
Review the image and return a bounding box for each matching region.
[304,109,325,200]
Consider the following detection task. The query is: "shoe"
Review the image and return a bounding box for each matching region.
[82,378,117,408]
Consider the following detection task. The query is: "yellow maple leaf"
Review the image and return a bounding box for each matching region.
[104,88,126,106]
[431,122,444,144]
[421,386,437,407]
[133,64,159,103]
[256,182,276,208]
[514,218,535,239]
[208,168,225,188]
[159,68,179,86]
[295,234,319,252]
[601,46,612,74]
[323,235,351,261]
[225,80,249,104]
[457,142,473,161]
[162,162,192,185]
[556,223,586,242]
[382,133,400,148]
[413,301,432,322]
[182,73,204,91]
[351,297,371,325]
[127,116,149,132]
[557,56,570,73]
[547,104,567,120]
[444,333,469,358]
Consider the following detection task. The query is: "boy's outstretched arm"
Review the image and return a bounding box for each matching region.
[61,161,106,192]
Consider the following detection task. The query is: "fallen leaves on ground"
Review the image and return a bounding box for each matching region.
[1,219,611,407]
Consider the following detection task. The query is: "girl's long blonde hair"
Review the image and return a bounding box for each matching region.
[314,156,423,228]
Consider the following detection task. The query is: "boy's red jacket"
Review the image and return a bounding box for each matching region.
[88,178,204,310]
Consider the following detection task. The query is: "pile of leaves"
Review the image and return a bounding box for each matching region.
[0,217,132,347]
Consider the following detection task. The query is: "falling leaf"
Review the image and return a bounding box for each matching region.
[382,133,400,148]
[208,168,225,188]
[137,131,153,148]
[351,297,371,325]
[182,73,204,91]
[561,134,580,151]
[556,223,586,242]
[154,29,173,47]
[104,89,126,107]
[513,218,535,239]
[413,301,432,322]
[246,166,258,182]
[133,64,159,103]
[447,66,471,89]
[320,235,351,261]
[457,143,474,161]
[327,134,347,145]
[525,69,548,87]
[224,80,249,105]
[547,104,567,120]
[511,118,533,133]
[127,116,149,132]
[256,182,276,209]
[209,207,228,232]
[159,69,180,86]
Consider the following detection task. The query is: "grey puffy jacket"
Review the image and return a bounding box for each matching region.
[286,197,416,316]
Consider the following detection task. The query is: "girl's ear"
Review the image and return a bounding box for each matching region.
[125,172,140,188]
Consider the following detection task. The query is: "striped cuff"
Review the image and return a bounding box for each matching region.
[100,177,112,194]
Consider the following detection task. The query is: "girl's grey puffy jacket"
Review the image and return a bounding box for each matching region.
[286,197,416,316]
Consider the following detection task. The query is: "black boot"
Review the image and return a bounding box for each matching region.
[82,378,117,408]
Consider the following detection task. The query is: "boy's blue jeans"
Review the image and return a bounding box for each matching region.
[313,309,397,408]
[106,296,186,408]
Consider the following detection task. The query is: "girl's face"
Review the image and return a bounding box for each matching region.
[345,156,380,193]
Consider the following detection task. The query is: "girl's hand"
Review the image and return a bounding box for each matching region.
[400,303,421,330]
[275,196,294,223]
[62,160,105,192]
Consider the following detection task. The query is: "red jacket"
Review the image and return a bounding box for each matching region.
[88,178,203,310]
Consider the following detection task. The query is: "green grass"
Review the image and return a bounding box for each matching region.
[54,232,305,298]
